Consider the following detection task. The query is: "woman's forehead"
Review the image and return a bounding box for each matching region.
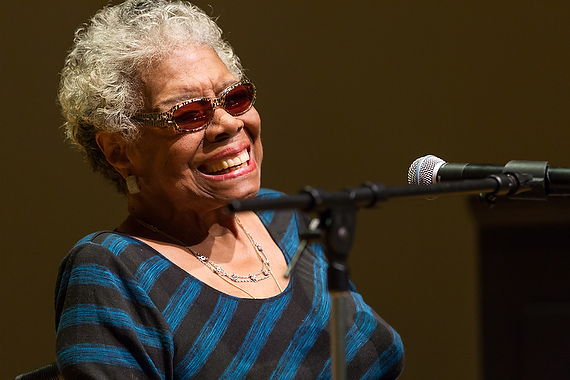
[140,46,237,110]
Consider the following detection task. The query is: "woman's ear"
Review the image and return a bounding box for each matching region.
[96,131,132,179]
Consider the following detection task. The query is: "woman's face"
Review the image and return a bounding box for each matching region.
[127,45,263,216]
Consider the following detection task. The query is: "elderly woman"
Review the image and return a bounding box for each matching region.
[55,1,404,378]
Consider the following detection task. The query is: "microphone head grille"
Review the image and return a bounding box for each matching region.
[407,155,446,185]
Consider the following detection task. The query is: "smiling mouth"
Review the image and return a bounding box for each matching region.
[200,149,250,175]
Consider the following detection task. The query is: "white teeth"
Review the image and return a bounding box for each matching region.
[203,150,249,174]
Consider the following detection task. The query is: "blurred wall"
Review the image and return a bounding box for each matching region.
[2,1,569,379]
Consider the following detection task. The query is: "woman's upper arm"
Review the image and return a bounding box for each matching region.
[55,242,173,379]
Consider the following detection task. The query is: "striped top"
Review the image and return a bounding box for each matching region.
[54,189,404,379]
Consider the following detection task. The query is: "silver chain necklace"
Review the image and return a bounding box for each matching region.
[132,215,278,286]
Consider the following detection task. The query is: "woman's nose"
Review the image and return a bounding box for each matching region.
[204,108,243,142]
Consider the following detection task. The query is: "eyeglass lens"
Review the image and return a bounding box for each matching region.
[172,83,255,131]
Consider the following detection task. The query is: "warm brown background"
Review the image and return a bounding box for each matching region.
[2,1,569,379]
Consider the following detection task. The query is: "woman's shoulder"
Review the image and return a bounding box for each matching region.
[255,189,303,235]
[59,230,152,275]
[255,188,309,223]
[55,230,166,307]
[71,230,142,249]
[256,188,285,198]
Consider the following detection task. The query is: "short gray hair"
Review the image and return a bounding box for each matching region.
[58,0,245,193]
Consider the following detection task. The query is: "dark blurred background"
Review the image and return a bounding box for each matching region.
[2,1,570,379]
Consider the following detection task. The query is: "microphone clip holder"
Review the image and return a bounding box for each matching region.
[502,160,548,200]
[479,172,534,204]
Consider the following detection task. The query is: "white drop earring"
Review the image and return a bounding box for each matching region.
[126,175,141,194]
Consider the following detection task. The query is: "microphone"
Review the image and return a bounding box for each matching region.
[408,155,570,198]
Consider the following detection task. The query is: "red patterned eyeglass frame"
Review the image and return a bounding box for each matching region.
[133,81,256,133]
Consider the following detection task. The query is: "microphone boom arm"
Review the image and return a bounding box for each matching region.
[226,173,529,214]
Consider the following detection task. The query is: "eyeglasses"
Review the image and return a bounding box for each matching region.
[133,81,256,133]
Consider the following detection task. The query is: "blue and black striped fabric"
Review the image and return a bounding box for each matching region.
[55,189,404,379]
